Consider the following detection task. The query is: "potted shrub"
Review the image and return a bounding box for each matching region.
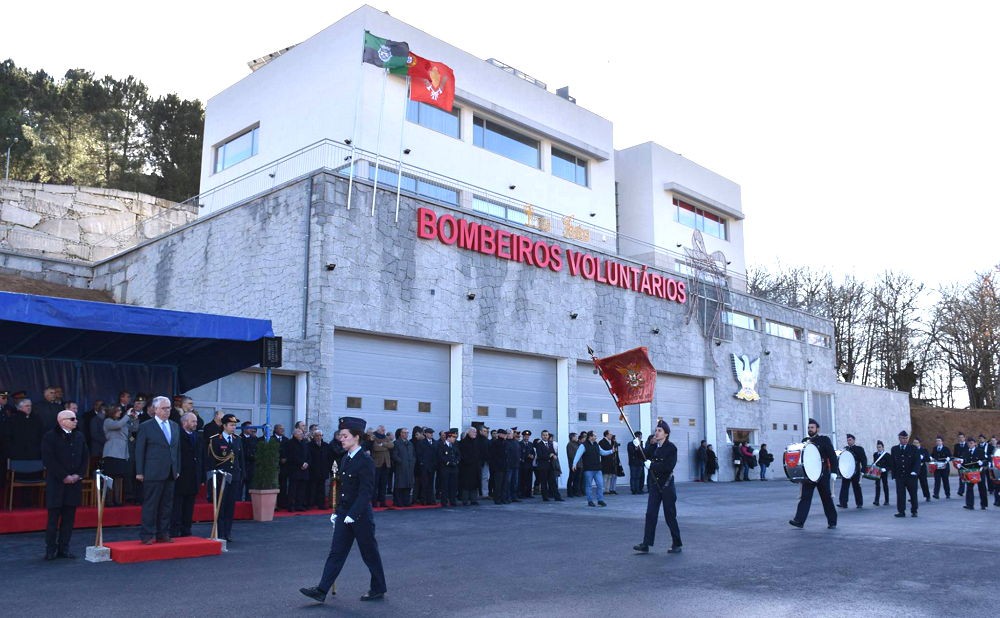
[249,439,280,521]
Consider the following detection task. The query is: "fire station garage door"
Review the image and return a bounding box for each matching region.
[573,361,638,442]
[767,387,804,453]
[472,349,556,440]
[332,331,450,434]
[652,374,704,482]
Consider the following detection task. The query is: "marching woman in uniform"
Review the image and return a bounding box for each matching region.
[301,417,387,604]
[871,441,890,506]
[632,419,682,555]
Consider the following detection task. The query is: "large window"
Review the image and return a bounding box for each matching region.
[472,196,527,224]
[368,166,459,206]
[674,197,726,240]
[214,125,259,173]
[765,321,803,341]
[724,310,761,331]
[406,100,460,138]
[186,370,296,429]
[473,116,539,168]
[551,147,588,186]
[807,331,831,348]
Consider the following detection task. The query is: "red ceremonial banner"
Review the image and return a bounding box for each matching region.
[592,347,657,407]
[407,53,455,112]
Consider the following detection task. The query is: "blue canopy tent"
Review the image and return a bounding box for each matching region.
[0,291,275,417]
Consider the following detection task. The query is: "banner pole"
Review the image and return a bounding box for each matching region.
[371,68,390,216]
[347,29,366,211]
[394,76,409,223]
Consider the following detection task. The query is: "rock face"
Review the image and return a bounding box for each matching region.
[0,181,197,262]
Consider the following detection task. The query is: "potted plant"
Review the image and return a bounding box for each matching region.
[249,439,280,521]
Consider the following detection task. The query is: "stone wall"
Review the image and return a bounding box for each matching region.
[0,180,197,262]
[834,382,911,453]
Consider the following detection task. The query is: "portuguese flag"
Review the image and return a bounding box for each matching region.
[404,52,455,112]
[362,31,409,71]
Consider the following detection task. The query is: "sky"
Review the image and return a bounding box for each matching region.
[5,1,999,289]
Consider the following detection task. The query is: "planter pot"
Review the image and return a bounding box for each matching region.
[249,488,280,522]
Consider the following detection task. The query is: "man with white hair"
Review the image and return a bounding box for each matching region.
[40,409,88,560]
[135,396,181,544]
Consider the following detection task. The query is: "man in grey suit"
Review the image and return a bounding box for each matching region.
[135,395,181,544]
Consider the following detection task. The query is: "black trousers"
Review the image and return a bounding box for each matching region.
[537,466,556,499]
[895,475,918,514]
[170,491,196,536]
[439,466,458,505]
[141,479,174,540]
[966,476,988,508]
[418,466,435,504]
[290,478,308,510]
[917,472,930,499]
[933,470,951,498]
[277,465,289,508]
[493,467,509,503]
[45,505,76,553]
[309,478,329,509]
[218,482,236,539]
[642,476,681,548]
[874,474,889,504]
[838,474,863,507]
[393,487,412,507]
[375,467,391,505]
[318,516,387,595]
[793,474,837,526]
[520,465,534,497]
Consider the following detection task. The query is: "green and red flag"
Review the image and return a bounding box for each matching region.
[362,31,409,71]
[591,347,657,407]
[405,53,455,112]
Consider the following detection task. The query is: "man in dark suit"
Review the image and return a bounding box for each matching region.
[891,430,920,517]
[171,413,203,538]
[534,430,562,501]
[789,418,838,529]
[963,436,989,510]
[241,422,260,500]
[489,429,509,504]
[285,428,312,511]
[838,433,867,509]
[135,396,181,544]
[436,429,460,507]
[953,432,968,496]
[270,424,290,509]
[912,437,931,502]
[40,410,88,560]
[207,414,245,542]
[300,416,387,604]
[930,436,952,499]
[415,427,438,505]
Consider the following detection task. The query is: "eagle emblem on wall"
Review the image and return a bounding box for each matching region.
[731,354,760,401]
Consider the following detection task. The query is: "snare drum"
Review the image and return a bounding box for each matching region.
[835,449,856,478]
[927,461,938,475]
[960,468,981,485]
[784,442,822,483]
[862,465,882,481]
[951,458,964,471]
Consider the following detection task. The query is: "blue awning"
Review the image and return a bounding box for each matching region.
[0,291,274,392]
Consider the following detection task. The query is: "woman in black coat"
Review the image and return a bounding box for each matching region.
[705,445,719,481]
[458,429,481,506]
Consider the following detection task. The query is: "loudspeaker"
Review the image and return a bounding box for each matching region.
[261,337,283,368]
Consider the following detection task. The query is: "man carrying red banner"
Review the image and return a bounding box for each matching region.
[632,419,682,555]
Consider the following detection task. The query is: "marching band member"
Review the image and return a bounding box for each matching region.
[930,436,951,500]
[890,431,920,518]
[912,437,931,502]
[963,436,988,511]
[953,433,969,497]
[788,418,838,530]
[837,434,867,509]
[871,441,890,506]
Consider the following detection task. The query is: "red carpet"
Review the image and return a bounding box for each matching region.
[105,537,222,563]
[0,502,253,535]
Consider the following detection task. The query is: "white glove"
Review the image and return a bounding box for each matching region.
[329,513,337,524]
[910,472,916,476]
[880,468,886,473]
[344,516,355,524]
[632,438,641,448]
[643,460,651,471]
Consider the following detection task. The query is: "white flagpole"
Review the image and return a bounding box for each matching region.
[394,76,409,223]
[370,67,389,216]
[347,29,367,211]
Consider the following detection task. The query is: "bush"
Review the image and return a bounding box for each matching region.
[251,439,280,490]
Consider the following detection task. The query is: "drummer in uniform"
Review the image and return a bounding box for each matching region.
[870,440,890,506]
[953,432,968,497]
[963,436,988,511]
[837,434,867,509]
[632,419,681,554]
[890,430,920,518]
[929,436,951,500]
[207,413,244,542]
[788,418,838,530]
[912,437,931,502]
[300,416,387,604]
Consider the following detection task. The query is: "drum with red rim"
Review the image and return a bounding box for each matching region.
[960,468,981,485]
[862,465,882,481]
[784,442,822,483]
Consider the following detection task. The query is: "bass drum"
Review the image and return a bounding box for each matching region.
[835,449,856,478]
[784,442,822,483]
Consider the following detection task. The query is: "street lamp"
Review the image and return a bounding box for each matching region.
[4,137,18,183]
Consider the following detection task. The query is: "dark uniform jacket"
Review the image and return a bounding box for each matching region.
[504,437,520,469]
[207,433,245,489]
[916,447,930,476]
[890,443,921,479]
[953,442,970,462]
[176,430,204,495]
[40,428,89,508]
[489,438,508,471]
[808,434,838,478]
[335,448,375,522]
[285,437,312,481]
[308,440,333,482]
[965,444,988,469]
[642,439,677,487]
[415,438,437,471]
[533,439,555,470]
[519,439,536,466]
[845,444,867,477]
[437,440,460,469]
[930,445,952,464]
[871,449,890,472]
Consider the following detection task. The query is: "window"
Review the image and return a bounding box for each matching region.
[346,397,362,409]
[551,148,588,186]
[368,166,458,205]
[472,196,528,224]
[506,407,517,418]
[384,399,398,411]
[724,310,761,331]
[672,417,680,425]
[418,402,432,413]
[772,423,778,430]
[473,116,539,167]
[407,100,460,138]
[214,125,259,173]
[477,406,489,417]
[793,424,798,431]
[673,197,726,240]
[532,409,543,420]
[766,321,803,341]
[808,331,831,348]
[688,419,696,427]
[578,412,588,422]
[600,413,610,423]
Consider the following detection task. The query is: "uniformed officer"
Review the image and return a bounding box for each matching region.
[632,419,682,554]
[930,436,952,499]
[207,413,244,542]
[870,440,890,506]
[788,418,838,529]
[837,433,867,509]
[437,428,461,507]
[301,416,387,604]
[962,436,988,510]
[912,437,931,502]
[890,430,920,517]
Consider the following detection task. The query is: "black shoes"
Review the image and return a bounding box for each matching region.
[44,550,57,561]
[911,513,918,517]
[56,551,76,559]
[597,501,607,507]
[837,504,847,509]
[788,520,803,528]
[360,591,385,602]
[856,505,863,509]
[588,501,596,507]
[633,543,649,553]
[894,513,906,518]
[963,506,974,510]
[828,524,836,529]
[299,587,327,603]
[667,546,682,554]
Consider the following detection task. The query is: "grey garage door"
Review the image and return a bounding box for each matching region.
[767,387,804,455]
[652,373,704,482]
[332,331,450,435]
[472,349,557,440]
[573,361,638,442]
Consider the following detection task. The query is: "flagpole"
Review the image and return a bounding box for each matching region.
[347,29,367,211]
[587,345,648,463]
[371,67,390,217]
[394,76,409,223]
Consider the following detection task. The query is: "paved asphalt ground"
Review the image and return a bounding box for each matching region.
[2,479,997,617]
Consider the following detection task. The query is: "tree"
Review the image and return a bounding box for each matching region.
[144,94,203,201]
